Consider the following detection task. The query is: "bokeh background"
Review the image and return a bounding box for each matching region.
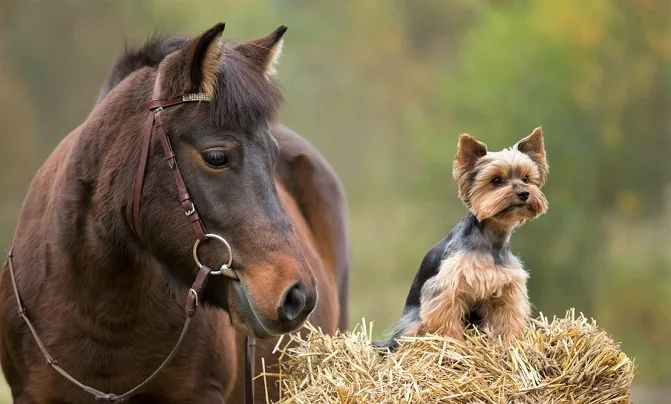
[1,0,669,402]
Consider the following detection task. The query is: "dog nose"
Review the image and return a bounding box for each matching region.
[278,282,308,321]
[516,190,530,201]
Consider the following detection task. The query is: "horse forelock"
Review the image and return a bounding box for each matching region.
[98,34,284,131]
[206,45,284,130]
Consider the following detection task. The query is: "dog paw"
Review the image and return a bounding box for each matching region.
[437,328,466,341]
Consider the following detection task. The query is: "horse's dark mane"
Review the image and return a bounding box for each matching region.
[97,32,284,129]
[96,34,187,104]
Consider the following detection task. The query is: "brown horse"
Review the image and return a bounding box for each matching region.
[0,22,350,403]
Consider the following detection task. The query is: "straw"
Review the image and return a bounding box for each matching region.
[262,308,635,404]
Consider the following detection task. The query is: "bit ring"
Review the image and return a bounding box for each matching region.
[192,234,236,277]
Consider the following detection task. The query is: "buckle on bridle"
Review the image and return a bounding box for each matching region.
[188,288,199,308]
[185,203,196,216]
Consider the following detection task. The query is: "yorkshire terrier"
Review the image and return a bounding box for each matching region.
[378,127,549,352]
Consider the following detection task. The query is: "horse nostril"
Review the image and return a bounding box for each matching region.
[278,282,307,321]
[516,190,530,201]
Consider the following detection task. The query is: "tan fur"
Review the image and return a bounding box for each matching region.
[453,134,487,201]
[515,127,548,187]
[454,128,549,223]
[410,251,530,341]
[468,151,548,222]
[478,279,530,340]
[404,127,549,343]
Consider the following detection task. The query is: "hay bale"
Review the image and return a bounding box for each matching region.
[262,309,635,403]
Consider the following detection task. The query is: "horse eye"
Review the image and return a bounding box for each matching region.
[491,177,503,186]
[202,149,229,168]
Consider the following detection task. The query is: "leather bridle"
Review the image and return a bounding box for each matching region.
[4,72,257,403]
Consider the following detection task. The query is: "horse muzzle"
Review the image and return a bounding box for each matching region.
[229,274,317,338]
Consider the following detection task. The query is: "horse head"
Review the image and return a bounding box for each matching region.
[107,23,317,338]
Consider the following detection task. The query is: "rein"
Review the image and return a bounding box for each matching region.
[3,73,257,403]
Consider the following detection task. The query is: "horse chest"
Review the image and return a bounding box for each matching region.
[16,296,235,403]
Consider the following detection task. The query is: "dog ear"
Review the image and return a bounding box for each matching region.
[456,134,487,166]
[516,127,548,187]
[453,134,488,201]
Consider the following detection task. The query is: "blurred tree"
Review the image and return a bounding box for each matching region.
[2,0,154,155]
[396,0,482,62]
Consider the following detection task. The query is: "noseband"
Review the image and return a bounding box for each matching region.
[4,72,257,403]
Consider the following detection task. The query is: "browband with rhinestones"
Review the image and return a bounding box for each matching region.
[182,93,212,102]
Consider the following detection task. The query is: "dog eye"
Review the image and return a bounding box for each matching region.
[522,175,529,184]
[491,177,503,186]
[202,149,229,168]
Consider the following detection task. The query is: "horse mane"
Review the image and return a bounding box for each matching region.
[96,31,285,129]
[96,34,187,104]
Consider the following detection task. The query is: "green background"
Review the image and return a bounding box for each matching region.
[0,0,669,401]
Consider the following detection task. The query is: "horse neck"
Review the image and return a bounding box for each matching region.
[47,85,165,320]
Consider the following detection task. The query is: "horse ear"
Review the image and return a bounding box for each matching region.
[189,22,226,95]
[235,25,287,78]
